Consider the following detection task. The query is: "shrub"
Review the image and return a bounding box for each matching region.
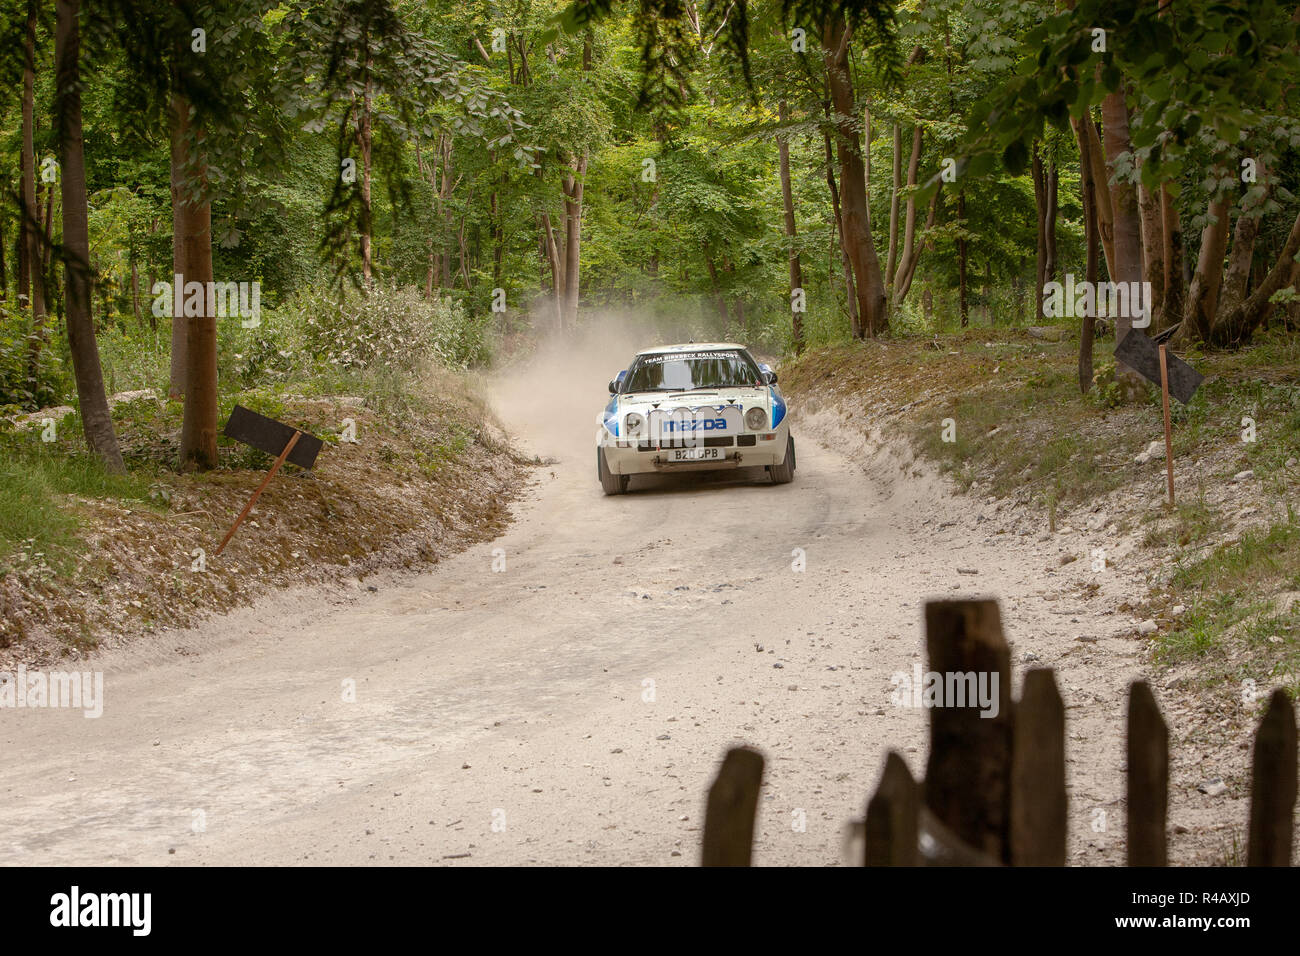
[291,283,491,373]
[0,304,67,411]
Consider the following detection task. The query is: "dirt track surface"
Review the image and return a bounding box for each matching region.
[2,333,1210,866]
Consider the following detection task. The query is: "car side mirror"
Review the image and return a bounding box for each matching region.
[608,380,620,394]
[761,370,778,385]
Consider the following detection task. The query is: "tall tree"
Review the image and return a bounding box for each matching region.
[822,15,887,337]
[55,0,124,472]
[21,0,47,376]
[777,99,805,351]
[171,83,218,470]
[1101,88,1145,399]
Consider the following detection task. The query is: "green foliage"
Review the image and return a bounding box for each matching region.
[293,284,492,372]
[1089,360,1123,409]
[0,304,66,412]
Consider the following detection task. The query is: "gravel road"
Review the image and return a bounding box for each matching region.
[1,333,1157,866]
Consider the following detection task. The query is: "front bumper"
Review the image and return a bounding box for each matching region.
[600,419,791,476]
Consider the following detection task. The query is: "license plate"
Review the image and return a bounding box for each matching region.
[670,446,721,462]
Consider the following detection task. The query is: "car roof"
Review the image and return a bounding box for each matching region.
[634,342,747,357]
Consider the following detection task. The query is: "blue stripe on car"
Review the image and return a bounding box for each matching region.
[604,396,619,436]
[770,390,786,427]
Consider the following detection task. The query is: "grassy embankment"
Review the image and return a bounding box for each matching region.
[0,287,522,661]
[782,326,1300,698]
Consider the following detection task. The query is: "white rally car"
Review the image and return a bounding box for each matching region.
[597,343,795,495]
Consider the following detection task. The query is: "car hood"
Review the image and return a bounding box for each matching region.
[616,385,770,411]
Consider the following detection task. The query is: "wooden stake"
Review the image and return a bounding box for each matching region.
[865,751,920,866]
[215,430,302,556]
[1247,689,1297,866]
[1010,668,1067,866]
[1127,680,1169,866]
[1158,344,1175,506]
[701,746,764,866]
[923,599,1013,863]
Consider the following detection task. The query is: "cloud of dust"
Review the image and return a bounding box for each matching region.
[486,307,719,461]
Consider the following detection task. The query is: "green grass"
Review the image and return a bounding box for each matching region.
[1141,495,1219,549]
[0,429,154,572]
[1170,519,1300,595]
[909,369,1126,510]
[1155,518,1300,696]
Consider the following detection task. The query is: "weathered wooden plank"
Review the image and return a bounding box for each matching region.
[1247,689,1297,867]
[1011,667,1067,866]
[1114,331,1203,404]
[701,746,764,866]
[864,751,919,866]
[1126,680,1169,866]
[923,599,1014,864]
[224,404,323,470]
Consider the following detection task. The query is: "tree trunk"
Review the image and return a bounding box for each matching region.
[894,125,922,284]
[1218,162,1268,320]
[22,0,48,377]
[541,212,563,331]
[893,187,938,306]
[1209,208,1300,346]
[56,0,123,473]
[821,125,859,335]
[171,86,217,471]
[1101,89,1145,400]
[168,88,188,398]
[1078,136,1100,393]
[862,101,872,227]
[823,16,887,337]
[1032,143,1047,321]
[358,64,374,285]
[777,100,805,352]
[886,121,901,288]
[891,124,925,310]
[1045,159,1058,294]
[1138,179,1165,322]
[1182,194,1231,342]
[1073,110,1116,279]
[561,152,586,330]
[958,189,968,328]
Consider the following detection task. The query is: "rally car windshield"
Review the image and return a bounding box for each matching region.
[622,351,763,393]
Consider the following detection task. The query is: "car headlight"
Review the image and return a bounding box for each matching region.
[625,412,645,437]
[745,407,766,431]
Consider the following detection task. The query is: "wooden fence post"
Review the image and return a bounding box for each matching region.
[1011,667,1067,865]
[865,751,919,866]
[923,599,1014,863]
[1248,689,1297,866]
[701,746,764,866]
[1127,680,1169,866]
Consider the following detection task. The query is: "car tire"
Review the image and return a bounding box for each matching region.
[599,447,629,495]
[769,434,796,485]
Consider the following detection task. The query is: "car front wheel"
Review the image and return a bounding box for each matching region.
[598,448,629,495]
[769,434,796,484]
